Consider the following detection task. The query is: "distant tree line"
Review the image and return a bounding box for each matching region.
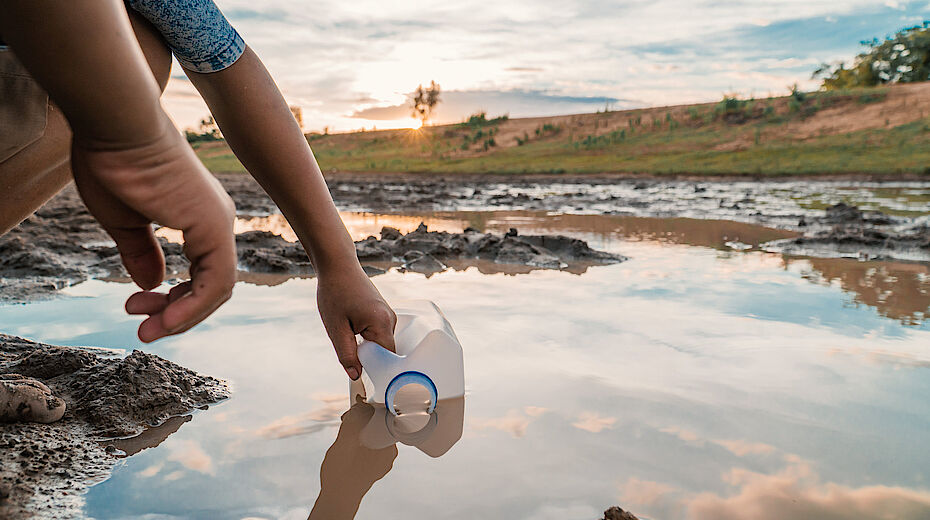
[815,22,930,90]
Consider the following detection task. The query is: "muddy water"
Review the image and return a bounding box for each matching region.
[2,212,929,519]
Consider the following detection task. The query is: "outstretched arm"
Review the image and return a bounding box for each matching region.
[185,47,396,379]
[0,0,237,342]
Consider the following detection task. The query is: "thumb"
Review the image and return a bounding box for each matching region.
[109,225,166,290]
[329,324,362,380]
[360,322,396,353]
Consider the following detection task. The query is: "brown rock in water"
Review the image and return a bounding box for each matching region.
[601,506,640,520]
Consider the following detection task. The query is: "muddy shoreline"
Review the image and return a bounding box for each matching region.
[225,173,930,260]
[1,174,927,303]
[0,334,228,518]
[0,178,628,303]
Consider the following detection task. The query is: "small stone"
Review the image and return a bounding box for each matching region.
[602,506,640,520]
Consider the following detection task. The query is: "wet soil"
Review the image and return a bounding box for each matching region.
[763,202,930,261]
[224,173,930,263]
[3,174,927,302]
[0,334,228,519]
[0,178,628,302]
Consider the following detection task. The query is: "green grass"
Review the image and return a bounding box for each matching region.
[196,89,930,177]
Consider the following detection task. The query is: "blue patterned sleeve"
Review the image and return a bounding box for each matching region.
[127,0,246,73]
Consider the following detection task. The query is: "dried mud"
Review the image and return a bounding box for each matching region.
[0,334,228,519]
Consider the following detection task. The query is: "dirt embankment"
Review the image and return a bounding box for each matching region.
[0,334,228,519]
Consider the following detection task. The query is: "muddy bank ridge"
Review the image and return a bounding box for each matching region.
[0,184,625,302]
[239,222,625,275]
[224,173,930,262]
[762,203,930,262]
[0,334,228,519]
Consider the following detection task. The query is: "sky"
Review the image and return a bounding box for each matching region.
[161,0,930,132]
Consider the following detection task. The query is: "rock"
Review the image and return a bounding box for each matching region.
[0,375,66,424]
[380,226,402,241]
[236,231,313,274]
[402,251,446,274]
[602,506,640,520]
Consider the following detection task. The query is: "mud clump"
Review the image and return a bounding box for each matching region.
[233,223,624,276]
[235,230,313,273]
[0,334,228,518]
[766,203,930,261]
[350,223,625,275]
[799,202,896,227]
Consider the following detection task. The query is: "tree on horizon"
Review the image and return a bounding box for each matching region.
[411,81,441,125]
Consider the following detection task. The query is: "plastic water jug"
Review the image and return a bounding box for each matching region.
[357,300,465,416]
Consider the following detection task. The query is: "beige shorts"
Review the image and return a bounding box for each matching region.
[0,49,49,163]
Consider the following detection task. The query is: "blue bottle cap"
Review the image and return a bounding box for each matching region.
[385,371,438,416]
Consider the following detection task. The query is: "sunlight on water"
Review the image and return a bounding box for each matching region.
[2,211,929,519]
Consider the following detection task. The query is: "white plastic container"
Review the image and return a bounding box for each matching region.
[357,300,465,416]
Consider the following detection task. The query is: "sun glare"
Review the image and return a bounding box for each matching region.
[410,118,423,129]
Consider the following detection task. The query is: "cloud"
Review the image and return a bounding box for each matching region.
[470,408,541,438]
[657,425,777,457]
[349,89,627,123]
[620,457,930,520]
[523,406,547,417]
[620,477,677,506]
[689,458,930,520]
[349,104,411,121]
[166,440,215,475]
[660,425,700,442]
[714,439,777,457]
[159,0,929,131]
[255,399,345,439]
[572,411,617,433]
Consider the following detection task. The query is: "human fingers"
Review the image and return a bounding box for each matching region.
[108,225,166,290]
[125,281,192,315]
[328,322,362,380]
[71,158,165,290]
[126,291,168,315]
[357,302,397,352]
[153,195,236,338]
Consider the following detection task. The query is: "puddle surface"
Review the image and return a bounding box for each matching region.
[2,211,930,519]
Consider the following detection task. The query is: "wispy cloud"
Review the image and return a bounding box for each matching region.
[163,0,930,130]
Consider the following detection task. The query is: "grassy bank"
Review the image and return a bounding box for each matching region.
[195,84,930,177]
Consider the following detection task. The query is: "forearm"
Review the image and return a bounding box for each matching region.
[186,47,359,276]
[0,0,166,145]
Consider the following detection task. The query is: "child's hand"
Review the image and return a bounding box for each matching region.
[71,121,238,342]
[316,267,396,380]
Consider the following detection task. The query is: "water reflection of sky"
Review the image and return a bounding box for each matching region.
[1,212,929,519]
